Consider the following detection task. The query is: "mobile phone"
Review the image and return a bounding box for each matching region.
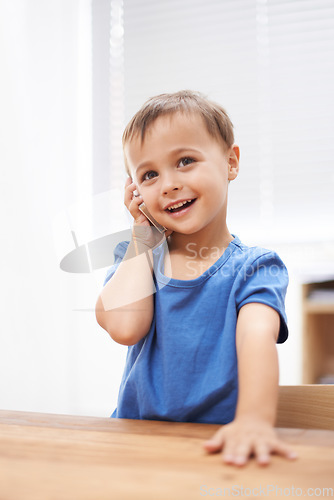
[132,184,167,233]
[139,202,167,233]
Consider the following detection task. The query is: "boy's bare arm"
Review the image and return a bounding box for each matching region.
[235,302,280,425]
[95,178,165,346]
[95,239,155,345]
[203,302,297,466]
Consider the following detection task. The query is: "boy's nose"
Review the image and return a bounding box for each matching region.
[161,175,183,195]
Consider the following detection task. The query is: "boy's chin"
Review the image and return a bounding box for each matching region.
[169,227,201,236]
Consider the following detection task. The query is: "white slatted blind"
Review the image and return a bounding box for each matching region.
[123,0,334,244]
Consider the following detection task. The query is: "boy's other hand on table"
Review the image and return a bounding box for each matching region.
[203,416,298,466]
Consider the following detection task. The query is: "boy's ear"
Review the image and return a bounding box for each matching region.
[228,144,240,181]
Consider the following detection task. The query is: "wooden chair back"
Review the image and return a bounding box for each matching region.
[276,385,334,430]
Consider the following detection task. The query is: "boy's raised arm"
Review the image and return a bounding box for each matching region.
[203,302,297,466]
[95,178,164,346]
[95,240,155,346]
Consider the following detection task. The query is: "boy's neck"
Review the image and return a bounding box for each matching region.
[167,223,234,257]
[164,223,234,280]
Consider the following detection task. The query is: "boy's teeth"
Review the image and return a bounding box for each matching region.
[167,200,192,211]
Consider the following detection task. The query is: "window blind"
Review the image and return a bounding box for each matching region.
[122,0,334,243]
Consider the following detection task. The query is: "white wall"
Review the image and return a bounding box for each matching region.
[0,0,125,417]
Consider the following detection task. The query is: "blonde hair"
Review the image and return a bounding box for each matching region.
[122,90,234,174]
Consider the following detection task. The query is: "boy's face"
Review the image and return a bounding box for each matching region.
[125,112,239,236]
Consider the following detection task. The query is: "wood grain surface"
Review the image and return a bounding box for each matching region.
[276,385,334,430]
[0,410,333,500]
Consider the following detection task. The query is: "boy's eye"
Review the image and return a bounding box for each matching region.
[178,157,195,167]
[142,170,157,181]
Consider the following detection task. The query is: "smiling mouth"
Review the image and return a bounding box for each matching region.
[165,199,196,213]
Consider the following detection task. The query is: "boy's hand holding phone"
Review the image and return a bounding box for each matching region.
[124,177,171,253]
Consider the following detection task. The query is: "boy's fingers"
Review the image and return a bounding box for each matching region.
[124,177,134,201]
[223,442,251,466]
[124,184,143,215]
[124,180,136,202]
[271,440,298,460]
[124,183,133,206]
[204,433,298,467]
[203,428,226,453]
[254,442,271,465]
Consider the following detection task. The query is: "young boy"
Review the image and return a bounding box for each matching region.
[96,90,297,467]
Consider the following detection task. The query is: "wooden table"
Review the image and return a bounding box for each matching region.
[0,410,333,499]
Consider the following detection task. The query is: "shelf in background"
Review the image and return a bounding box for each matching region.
[302,280,334,384]
[304,302,334,314]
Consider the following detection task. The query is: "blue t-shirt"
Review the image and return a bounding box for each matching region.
[104,235,289,425]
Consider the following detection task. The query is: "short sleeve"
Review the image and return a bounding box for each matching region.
[236,251,289,343]
[103,240,130,286]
